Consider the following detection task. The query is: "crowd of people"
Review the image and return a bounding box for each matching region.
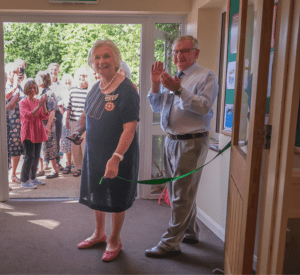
[4,35,218,263]
[5,58,133,190]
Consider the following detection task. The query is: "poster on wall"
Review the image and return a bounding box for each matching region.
[224,104,234,131]
[230,13,239,54]
[226,61,236,90]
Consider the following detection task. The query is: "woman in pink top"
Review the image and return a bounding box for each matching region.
[19,79,49,189]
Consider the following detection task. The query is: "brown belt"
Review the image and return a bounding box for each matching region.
[167,132,208,140]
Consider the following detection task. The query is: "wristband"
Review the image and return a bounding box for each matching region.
[113,152,124,161]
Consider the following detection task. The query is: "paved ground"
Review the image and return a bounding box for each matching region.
[8,155,166,199]
[8,156,81,199]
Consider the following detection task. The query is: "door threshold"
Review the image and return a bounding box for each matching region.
[9,197,79,202]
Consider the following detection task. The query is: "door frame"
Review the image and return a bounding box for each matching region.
[224,0,275,273]
[257,0,300,272]
[0,12,185,201]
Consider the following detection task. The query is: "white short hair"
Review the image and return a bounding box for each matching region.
[74,67,90,88]
[172,35,199,50]
[61,73,74,87]
[87,39,122,72]
[5,62,18,74]
[120,60,131,80]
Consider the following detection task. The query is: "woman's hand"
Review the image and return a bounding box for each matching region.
[66,119,70,130]
[46,127,51,137]
[69,133,83,145]
[12,73,20,90]
[11,92,20,105]
[39,94,48,106]
[104,156,120,179]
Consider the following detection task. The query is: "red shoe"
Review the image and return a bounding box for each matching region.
[102,242,123,262]
[77,235,106,249]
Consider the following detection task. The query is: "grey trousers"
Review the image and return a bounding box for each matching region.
[158,134,210,251]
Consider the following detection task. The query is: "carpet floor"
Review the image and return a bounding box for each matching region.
[0,199,224,274]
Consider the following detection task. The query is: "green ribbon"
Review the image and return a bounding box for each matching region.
[99,141,231,185]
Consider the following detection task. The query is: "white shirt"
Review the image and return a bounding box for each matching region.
[147,62,219,135]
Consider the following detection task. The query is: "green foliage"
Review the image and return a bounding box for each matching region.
[4,22,180,87]
[154,23,181,76]
[3,23,141,87]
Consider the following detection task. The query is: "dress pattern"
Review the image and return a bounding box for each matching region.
[6,99,11,170]
[8,102,23,157]
[39,88,58,161]
[79,79,140,213]
[6,85,24,158]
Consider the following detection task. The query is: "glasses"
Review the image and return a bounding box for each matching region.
[171,48,197,56]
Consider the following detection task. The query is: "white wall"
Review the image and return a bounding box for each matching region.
[186,0,230,241]
[197,135,231,241]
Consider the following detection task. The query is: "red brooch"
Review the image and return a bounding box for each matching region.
[105,102,115,111]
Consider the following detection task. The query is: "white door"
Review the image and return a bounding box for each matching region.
[137,18,185,199]
[224,0,275,273]
[256,0,300,272]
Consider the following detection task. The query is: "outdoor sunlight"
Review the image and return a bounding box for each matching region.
[6,211,36,216]
[0,202,14,210]
[28,219,60,230]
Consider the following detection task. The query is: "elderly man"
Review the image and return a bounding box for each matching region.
[47,63,64,171]
[146,35,219,258]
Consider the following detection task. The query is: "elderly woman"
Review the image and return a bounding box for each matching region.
[35,71,59,179]
[72,39,139,262]
[58,74,74,174]
[66,67,90,177]
[5,62,25,184]
[19,80,49,188]
[5,72,19,191]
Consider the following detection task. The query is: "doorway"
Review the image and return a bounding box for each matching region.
[0,13,186,201]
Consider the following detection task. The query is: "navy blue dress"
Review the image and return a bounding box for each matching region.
[79,78,140,213]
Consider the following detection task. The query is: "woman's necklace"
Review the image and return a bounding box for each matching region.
[100,72,118,91]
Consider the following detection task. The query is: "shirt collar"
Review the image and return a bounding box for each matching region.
[182,62,200,76]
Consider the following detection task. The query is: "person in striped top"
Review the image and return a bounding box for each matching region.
[66,67,90,177]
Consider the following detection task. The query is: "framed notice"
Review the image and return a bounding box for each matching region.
[221,0,239,134]
[50,0,98,3]
[226,61,236,90]
[230,13,239,54]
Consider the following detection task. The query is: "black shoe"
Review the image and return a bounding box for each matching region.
[56,163,64,171]
[36,170,45,177]
[145,246,181,258]
[182,237,199,244]
[45,171,59,179]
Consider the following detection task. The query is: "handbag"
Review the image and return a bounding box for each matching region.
[158,187,171,207]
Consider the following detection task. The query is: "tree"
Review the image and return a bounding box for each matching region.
[154,23,181,76]
[3,23,141,87]
[4,22,180,88]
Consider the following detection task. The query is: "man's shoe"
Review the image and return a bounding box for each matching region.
[182,237,199,244]
[145,246,181,258]
[45,172,59,179]
[36,170,45,177]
